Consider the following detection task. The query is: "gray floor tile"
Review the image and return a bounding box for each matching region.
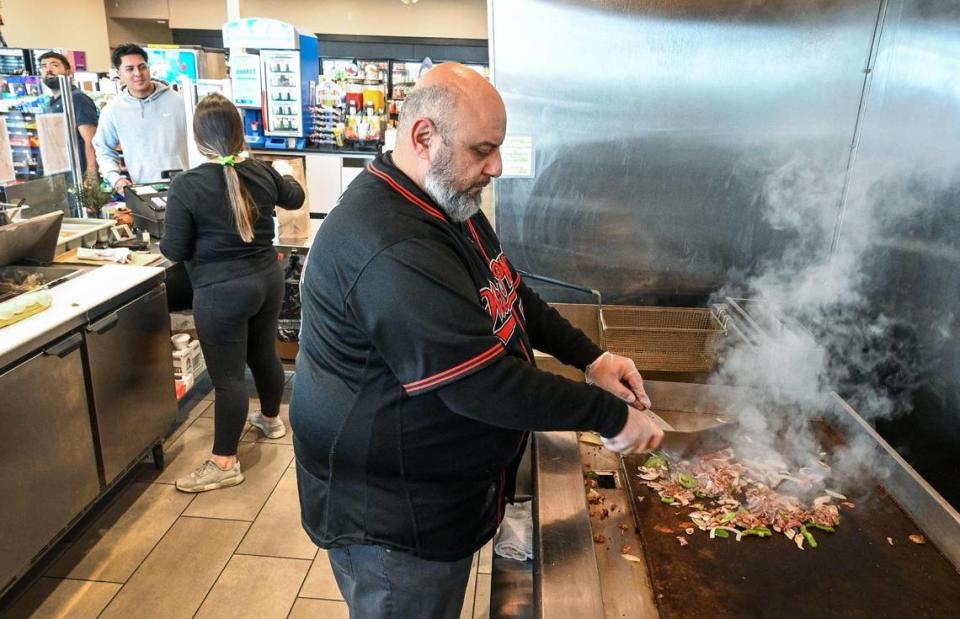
[479,540,494,575]
[287,598,349,619]
[194,555,310,619]
[0,578,120,619]
[236,469,317,560]
[46,483,192,583]
[99,516,248,619]
[460,553,480,619]
[298,550,343,601]
[473,573,492,619]
[166,400,214,446]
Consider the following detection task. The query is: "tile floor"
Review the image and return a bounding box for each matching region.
[1,373,493,619]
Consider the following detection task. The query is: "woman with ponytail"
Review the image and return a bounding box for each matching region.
[161,93,305,492]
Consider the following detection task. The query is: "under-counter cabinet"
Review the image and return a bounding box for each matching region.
[85,285,178,485]
[0,277,178,595]
[0,331,101,591]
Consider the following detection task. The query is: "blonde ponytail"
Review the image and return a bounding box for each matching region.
[222,163,257,243]
[192,93,260,243]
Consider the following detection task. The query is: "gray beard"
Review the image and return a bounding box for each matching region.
[423,149,482,223]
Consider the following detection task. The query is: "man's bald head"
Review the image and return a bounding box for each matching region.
[397,84,458,143]
[397,63,505,144]
[391,63,506,222]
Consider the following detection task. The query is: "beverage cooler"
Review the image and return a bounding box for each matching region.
[314,59,387,151]
[261,49,304,139]
[223,18,319,150]
[389,60,424,104]
[386,59,487,123]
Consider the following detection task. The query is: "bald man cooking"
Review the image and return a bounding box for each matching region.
[290,63,663,618]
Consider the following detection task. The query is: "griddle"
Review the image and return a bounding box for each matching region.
[622,421,960,618]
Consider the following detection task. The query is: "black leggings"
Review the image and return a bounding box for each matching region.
[193,262,286,456]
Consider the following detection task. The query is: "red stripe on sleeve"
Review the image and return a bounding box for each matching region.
[403,343,504,395]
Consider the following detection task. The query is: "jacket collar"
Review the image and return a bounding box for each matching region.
[120,80,168,104]
[367,153,450,224]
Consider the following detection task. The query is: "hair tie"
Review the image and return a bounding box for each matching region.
[217,155,237,167]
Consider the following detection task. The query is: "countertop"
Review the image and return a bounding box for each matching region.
[0,265,165,369]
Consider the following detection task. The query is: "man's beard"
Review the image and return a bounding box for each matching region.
[423,146,484,223]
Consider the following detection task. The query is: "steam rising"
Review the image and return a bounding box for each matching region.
[708,153,929,492]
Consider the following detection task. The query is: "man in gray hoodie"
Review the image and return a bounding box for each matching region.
[93,44,188,192]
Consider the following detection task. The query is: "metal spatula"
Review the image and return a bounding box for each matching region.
[643,408,737,459]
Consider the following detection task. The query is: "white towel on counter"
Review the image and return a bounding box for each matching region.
[494,501,533,561]
[76,247,132,264]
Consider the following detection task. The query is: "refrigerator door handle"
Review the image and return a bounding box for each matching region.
[87,312,120,335]
[42,332,83,358]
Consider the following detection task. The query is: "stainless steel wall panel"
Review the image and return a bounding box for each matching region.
[491,0,883,301]
[838,0,960,491]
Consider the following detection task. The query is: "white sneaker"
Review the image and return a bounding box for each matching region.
[176,460,244,493]
[248,411,287,439]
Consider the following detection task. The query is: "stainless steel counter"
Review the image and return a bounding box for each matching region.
[533,431,605,618]
[490,554,532,619]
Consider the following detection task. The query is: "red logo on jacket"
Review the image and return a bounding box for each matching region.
[479,253,522,345]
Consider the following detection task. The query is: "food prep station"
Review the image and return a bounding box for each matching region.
[0,213,178,596]
[486,0,960,615]
[1,0,959,614]
[490,303,960,618]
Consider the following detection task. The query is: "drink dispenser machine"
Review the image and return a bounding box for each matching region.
[223,18,319,150]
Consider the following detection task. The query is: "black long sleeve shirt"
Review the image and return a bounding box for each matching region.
[160,159,305,287]
[290,153,627,561]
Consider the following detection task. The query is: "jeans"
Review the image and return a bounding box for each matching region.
[193,262,285,456]
[328,544,474,619]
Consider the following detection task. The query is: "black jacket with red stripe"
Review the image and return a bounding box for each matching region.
[290,153,628,561]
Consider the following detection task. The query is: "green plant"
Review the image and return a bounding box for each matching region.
[80,177,113,217]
